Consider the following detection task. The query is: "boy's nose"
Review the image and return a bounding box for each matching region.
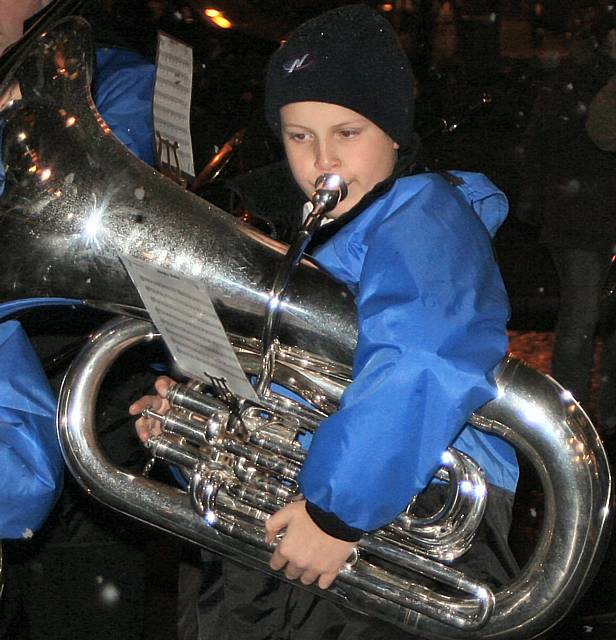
[314,141,340,171]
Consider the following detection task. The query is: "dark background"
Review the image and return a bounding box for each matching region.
[102,0,585,330]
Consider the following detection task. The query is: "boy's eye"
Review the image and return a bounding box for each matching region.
[337,129,360,139]
[288,132,309,142]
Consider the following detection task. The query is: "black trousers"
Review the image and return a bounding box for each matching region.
[549,246,616,428]
[178,485,517,640]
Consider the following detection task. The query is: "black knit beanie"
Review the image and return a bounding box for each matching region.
[265,4,415,148]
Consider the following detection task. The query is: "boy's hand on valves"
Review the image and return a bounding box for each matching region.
[129,375,175,443]
[266,500,357,589]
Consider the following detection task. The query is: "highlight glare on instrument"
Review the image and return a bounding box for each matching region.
[173,252,204,277]
[266,293,282,312]
[474,586,490,600]
[83,204,104,247]
[474,483,488,499]
[460,480,473,495]
[142,248,169,264]
[519,401,548,427]
[560,389,574,403]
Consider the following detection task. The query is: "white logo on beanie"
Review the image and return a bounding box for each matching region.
[283,53,313,74]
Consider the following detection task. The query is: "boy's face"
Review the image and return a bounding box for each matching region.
[280,101,399,218]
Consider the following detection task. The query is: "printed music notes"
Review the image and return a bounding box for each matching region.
[120,254,258,402]
[153,33,195,179]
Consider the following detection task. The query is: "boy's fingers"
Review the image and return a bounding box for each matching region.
[283,563,302,581]
[265,508,289,538]
[134,413,163,442]
[317,571,338,590]
[269,546,287,571]
[129,398,149,416]
[154,376,174,397]
[129,393,163,415]
[130,393,171,443]
[135,419,151,443]
[134,421,148,443]
[299,570,320,586]
[129,376,175,417]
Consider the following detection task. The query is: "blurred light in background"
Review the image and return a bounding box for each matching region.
[204,8,233,29]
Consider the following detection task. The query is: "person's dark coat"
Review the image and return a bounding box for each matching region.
[518,52,616,254]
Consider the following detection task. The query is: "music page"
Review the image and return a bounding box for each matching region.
[120,254,258,402]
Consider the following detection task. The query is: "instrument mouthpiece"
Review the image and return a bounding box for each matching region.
[311,173,348,215]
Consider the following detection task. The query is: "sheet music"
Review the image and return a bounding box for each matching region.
[120,254,258,402]
[153,32,195,178]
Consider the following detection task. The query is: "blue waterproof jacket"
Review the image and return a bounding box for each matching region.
[0,48,155,538]
[0,321,62,538]
[298,172,517,532]
[92,47,156,166]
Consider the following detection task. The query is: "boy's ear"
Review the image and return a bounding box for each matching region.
[393,142,400,150]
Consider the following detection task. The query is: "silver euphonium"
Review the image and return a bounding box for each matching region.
[0,17,612,639]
